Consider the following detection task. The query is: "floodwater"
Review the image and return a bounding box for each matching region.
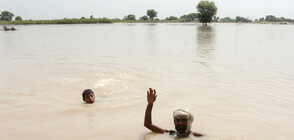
[0,23,294,140]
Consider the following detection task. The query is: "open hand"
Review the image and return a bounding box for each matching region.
[147,88,157,104]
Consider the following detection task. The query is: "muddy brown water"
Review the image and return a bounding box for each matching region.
[0,23,294,140]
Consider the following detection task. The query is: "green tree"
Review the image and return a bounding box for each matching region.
[196,1,217,26]
[139,15,148,21]
[15,16,22,21]
[165,16,178,21]
[179,13,197,22]
[236,16,251,23]
[265,15,278,22]
[147,9,157,20]
[219,17,235,22]
[179,15,190,22]
[187,13,197,20]
[0,11,14,21]
[90,15,93,19]
[124,14,136,20]
[179,15,188,22]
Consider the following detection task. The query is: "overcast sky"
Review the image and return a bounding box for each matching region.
[1,0,294,20]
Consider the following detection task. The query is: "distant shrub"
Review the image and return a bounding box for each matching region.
[15,16,22,21]
[139,15,148,21]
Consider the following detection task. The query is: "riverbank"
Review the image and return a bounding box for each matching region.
[0,18,178,25]
[1,18,293,25]
[0,18,112,25]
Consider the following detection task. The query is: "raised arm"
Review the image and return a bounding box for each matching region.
[144,88,167,133]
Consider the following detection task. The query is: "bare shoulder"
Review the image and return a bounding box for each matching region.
[192,131,204,137]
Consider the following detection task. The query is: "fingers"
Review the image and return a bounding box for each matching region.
[147,88,157,96]
[149,88,153,94]
[147,88,157,103]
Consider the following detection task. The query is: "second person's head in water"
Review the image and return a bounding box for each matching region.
[82,89,95,104]
[173,109,194,137]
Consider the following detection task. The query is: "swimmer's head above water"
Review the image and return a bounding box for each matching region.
[82,89,95,104]
[173,109,194,137]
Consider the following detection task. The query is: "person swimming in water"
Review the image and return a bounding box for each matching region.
[2,25,16,31]
[82,89,95,104]
[144,88,203,137]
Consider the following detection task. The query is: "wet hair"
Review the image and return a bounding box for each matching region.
[82,89,94,99]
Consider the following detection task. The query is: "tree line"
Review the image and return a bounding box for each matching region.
[0,11,22,21]
[1,1,218,26]
[122,1,217,26]
[218,15,294,23]
[3,1,293,25]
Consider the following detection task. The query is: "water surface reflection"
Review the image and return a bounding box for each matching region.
[196,26,216,60]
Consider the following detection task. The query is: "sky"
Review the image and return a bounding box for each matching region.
[1,0,294,20]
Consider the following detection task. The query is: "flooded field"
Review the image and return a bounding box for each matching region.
[0,23,294,140]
